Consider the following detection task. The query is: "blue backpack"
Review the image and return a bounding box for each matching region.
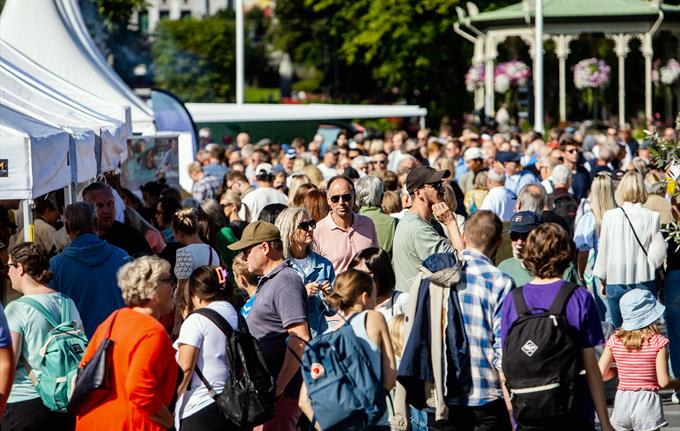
[296,314,388,431]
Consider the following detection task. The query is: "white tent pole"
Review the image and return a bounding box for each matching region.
[533,0,544,134]
[235,0,244,105]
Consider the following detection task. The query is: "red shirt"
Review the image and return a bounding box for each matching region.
[606,332,669,391]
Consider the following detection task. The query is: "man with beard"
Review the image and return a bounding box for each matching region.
[313,175,378,273]
[393,167,464,293]
[498,211,580,286]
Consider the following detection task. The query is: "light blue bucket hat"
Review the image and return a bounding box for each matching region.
[620,289,665,331]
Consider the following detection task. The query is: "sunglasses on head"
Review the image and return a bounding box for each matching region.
[509,231,529,241]
[298,220,317,231]
[330,193,352,204]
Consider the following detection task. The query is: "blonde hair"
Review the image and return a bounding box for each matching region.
[434,157,456,181]
[172,207,199,235]
[275,207,313,258]
[326,269,375,312]
[590,173,617,231]
[292,158,308,174]
[615,324,659,352]
[388,314,406,357]
[221,190,242,211]
[381,190,402,215]
[442,183,458,213]
[288,174,312,206]
[117,256,170,306]
[616,171,648,204]
[302,165,325,186]
[474,171,489,190]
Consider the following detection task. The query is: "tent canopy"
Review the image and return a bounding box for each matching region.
[0,104,71,200]
[186,103,428,123]
[0,0,155,133]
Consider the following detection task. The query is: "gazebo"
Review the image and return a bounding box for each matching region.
[454,0,680,126]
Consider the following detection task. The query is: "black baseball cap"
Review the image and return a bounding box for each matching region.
[496,151,521,164]
[405,166,450,193]
[509,211,543,234]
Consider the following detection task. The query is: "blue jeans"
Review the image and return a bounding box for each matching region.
[606,280,656,328]
[592,277,612,324]
[664,270,680,378]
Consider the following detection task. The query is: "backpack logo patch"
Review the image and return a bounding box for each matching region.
[521,340,539,357]
[311,363,325,380]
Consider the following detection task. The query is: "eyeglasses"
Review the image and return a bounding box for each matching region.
[425,182,443,191]
[509,231,529,241]
[330,194,352,204]
[565,148,579,154]
[298,220,317,231]
[242,243,263,258]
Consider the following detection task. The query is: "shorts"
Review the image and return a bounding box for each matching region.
[611,390,667,431]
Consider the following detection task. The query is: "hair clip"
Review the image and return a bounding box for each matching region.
[215,266,229,285]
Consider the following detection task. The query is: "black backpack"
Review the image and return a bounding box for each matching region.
[550,194,578,235]
[190,308,276,430]
[502,282,580,427]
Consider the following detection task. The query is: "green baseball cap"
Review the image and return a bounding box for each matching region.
[228,220,281,251]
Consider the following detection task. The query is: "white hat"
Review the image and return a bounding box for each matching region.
[255,163,274,176]
[464,147,484,162]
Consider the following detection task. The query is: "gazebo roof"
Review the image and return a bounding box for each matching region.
[468,0,680,29]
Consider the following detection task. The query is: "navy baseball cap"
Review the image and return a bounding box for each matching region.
[496,151,521,164]
[509,211,543,234]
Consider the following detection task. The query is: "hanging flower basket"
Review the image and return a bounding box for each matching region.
[465,64,485,93]
[573,58,610,90]
[494,61,530,94]
[660,59,680,86]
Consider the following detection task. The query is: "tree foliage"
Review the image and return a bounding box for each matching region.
[94,0,146,32]
[272,0,518,118]
[152,16,265,102]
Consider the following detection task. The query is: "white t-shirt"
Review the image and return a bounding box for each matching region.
[241,187,288,222]
[316,163,338,181]
[174,301,239,421]
[175,244,220,280]
[376,291,410,322]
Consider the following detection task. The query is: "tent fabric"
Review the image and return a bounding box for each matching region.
[186,103,428,123]
[0,0,155,133]
[0,61,120,177]
[0,104,71,200]
[0,40,133,138]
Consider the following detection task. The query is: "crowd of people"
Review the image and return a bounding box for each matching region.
[0,121,678,431]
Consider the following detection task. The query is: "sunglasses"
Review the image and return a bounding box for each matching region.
[330,193,352,204]
[298,220,317,231]
[565,148,579,154]
[373,159,387,165]
[509,231,529,241]
[425,182,443,191]
[159,276,175,284]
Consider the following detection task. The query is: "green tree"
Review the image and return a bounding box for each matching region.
[152,15,264,102]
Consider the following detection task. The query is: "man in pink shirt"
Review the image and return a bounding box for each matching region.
[314,175,378,273]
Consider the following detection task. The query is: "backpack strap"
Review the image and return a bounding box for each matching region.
[188,308,234,398]
[620,207,648,257]
[17,297,59,328]
[511,286,530,316]
[548,282,579,315]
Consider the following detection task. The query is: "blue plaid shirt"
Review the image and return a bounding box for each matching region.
[192,174,222,201]
[450,249,515,407]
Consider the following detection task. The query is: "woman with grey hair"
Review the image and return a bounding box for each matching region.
[275,207,335,337]
[76,256,178,430]
[355,175,397,254]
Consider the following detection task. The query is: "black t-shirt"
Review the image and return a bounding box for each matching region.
[101,221,152,258]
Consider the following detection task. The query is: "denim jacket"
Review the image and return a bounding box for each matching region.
[289,251,336,338]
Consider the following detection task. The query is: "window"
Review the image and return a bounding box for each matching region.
[159,10,170,20]
[180,10,192,19]
[138,10,149,33]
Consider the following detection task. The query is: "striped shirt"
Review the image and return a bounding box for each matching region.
[606,333,669,391]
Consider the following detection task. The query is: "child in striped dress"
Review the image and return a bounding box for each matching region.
[599,289,680,431]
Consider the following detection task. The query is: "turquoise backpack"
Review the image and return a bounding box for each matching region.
[17,295,88,412]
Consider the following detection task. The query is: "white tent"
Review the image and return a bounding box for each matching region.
[186,103,428,124]
[0,104,71,200]
[0,0,155,133]
[0,40,132,138]
[0,60,124,176]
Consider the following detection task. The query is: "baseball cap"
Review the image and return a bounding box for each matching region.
[620,289,665,331]
[228,221,281,251]
[509,211,543,234]
[496,151,521,164]
[405,166,450,193]
[284,149,297,159]
[255,163,274,176]
[463,147,484,162]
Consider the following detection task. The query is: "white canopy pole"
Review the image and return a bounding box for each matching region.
[235,0,244,105]
[608,34,631,129]
[533,0,544,134]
